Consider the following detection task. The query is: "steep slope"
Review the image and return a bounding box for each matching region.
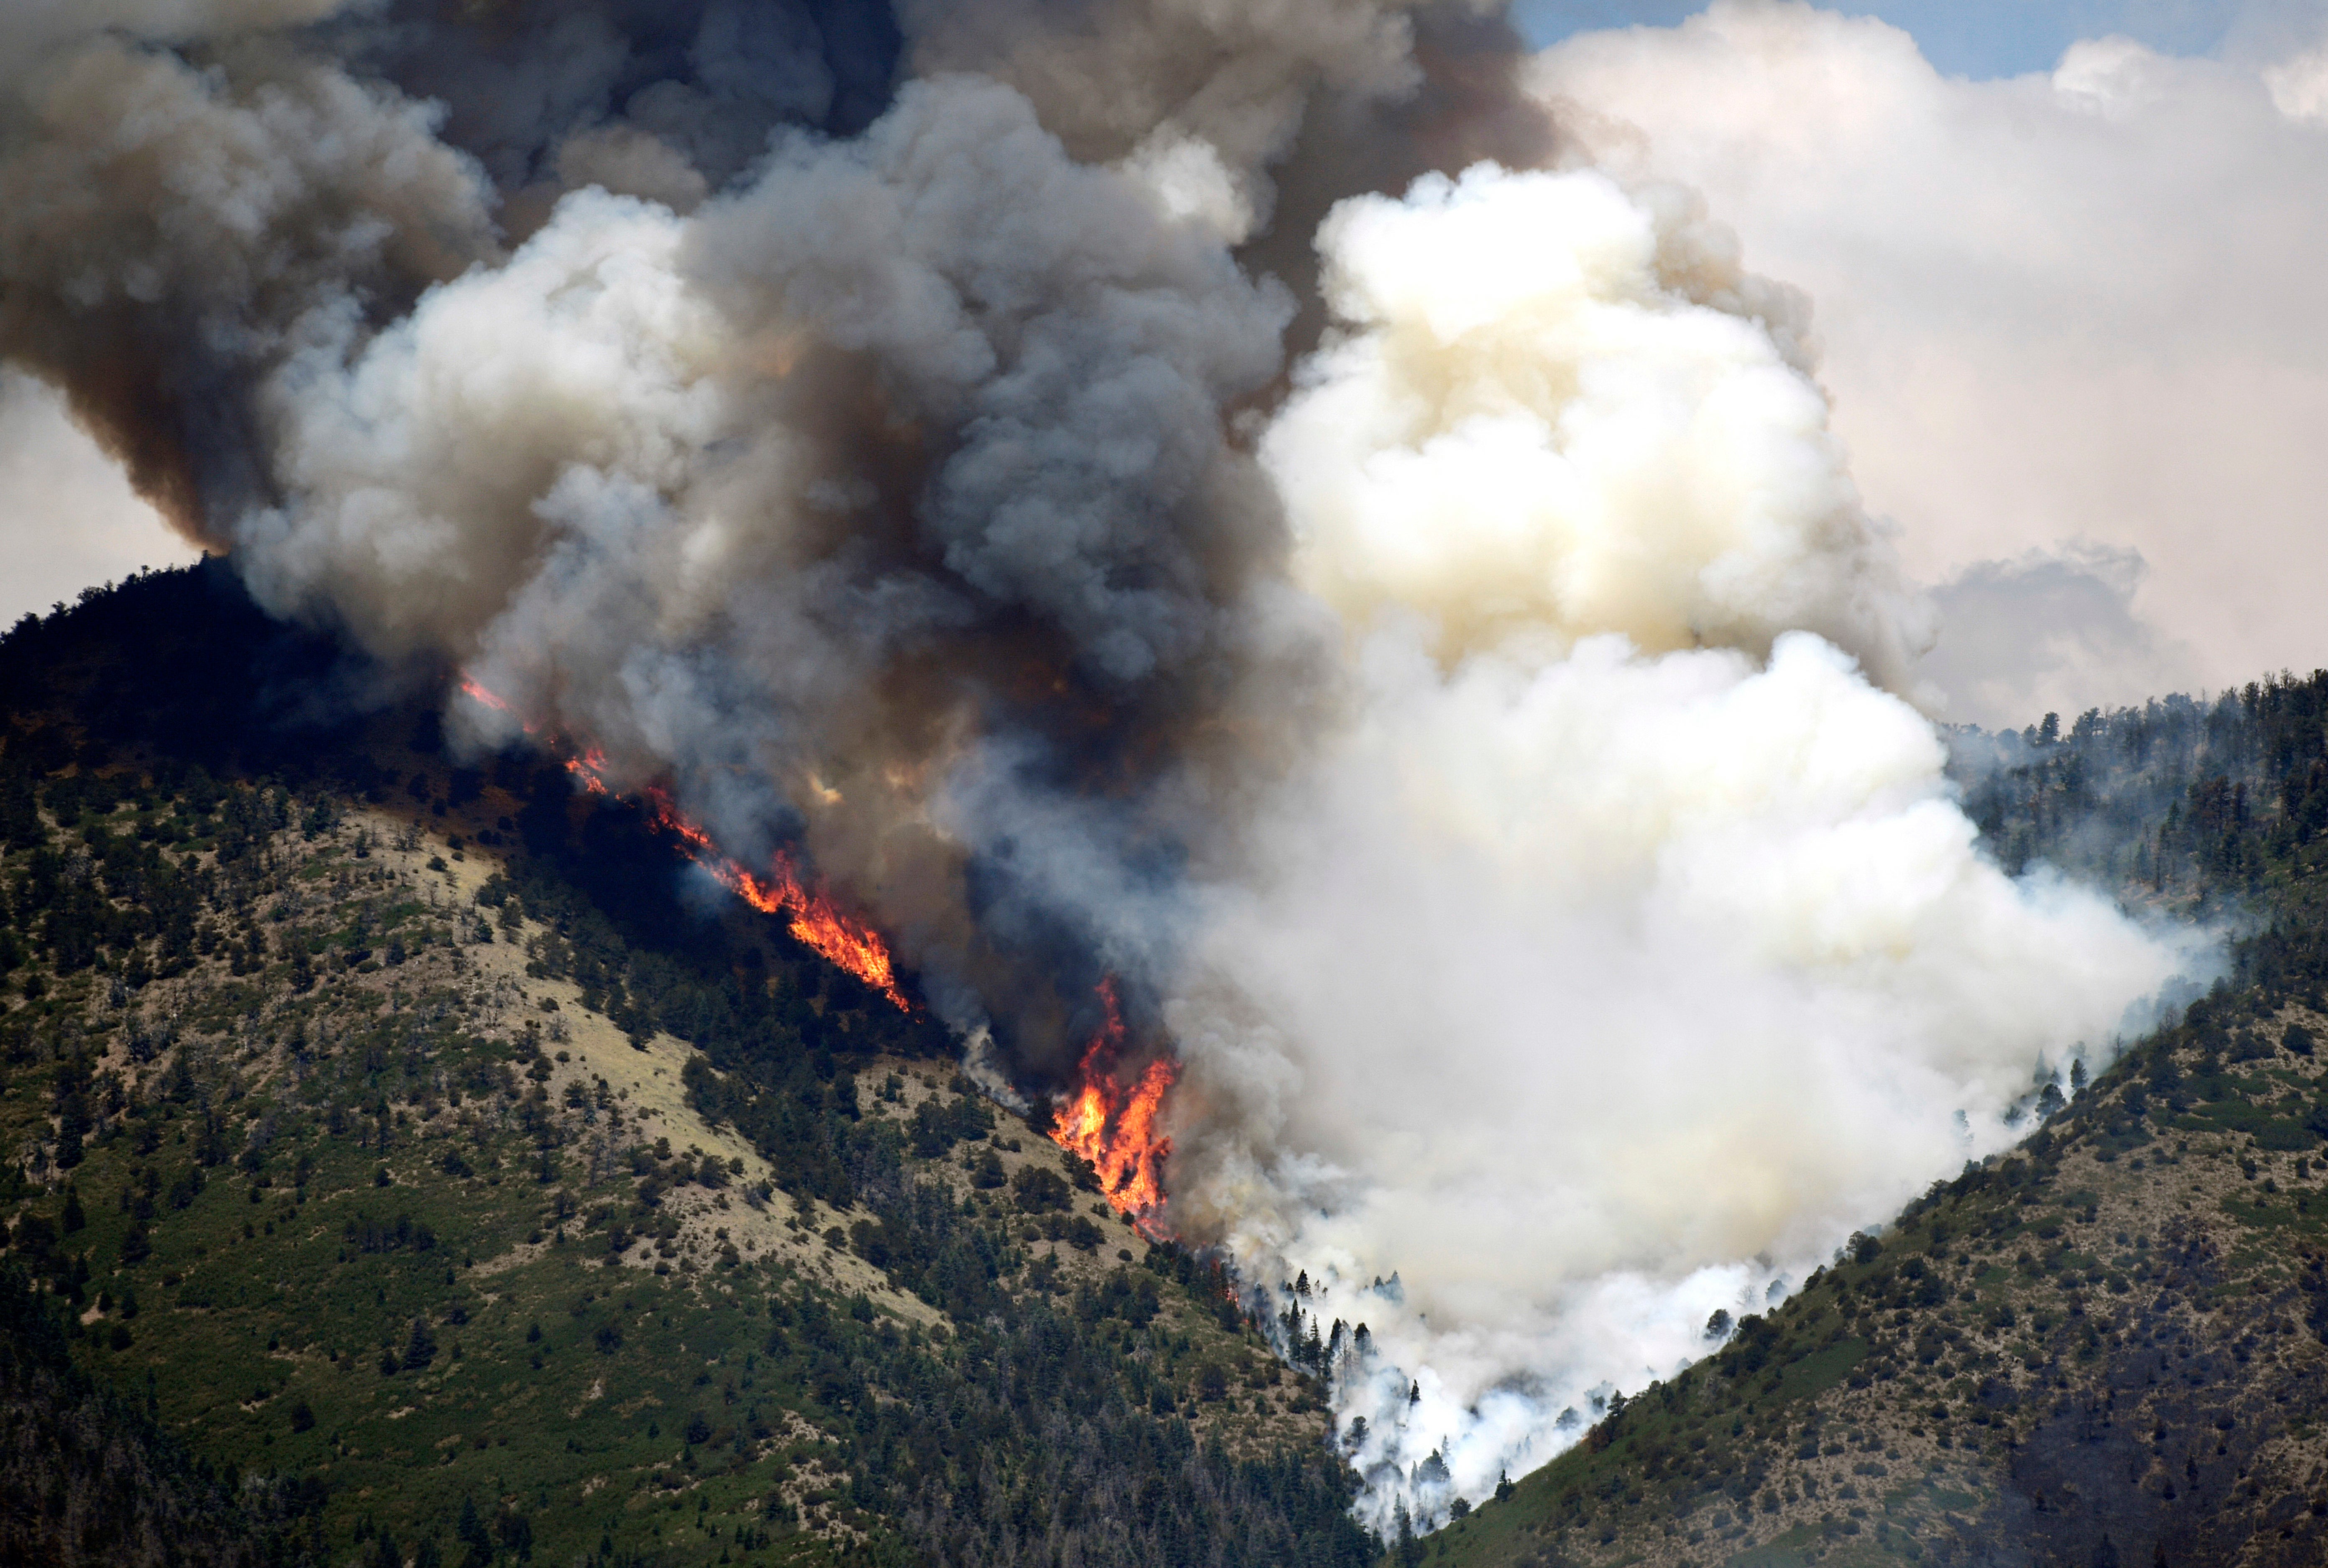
[1427,993,2328,1568]
[0,566,1376,1568]
[31,576,2328,1568]
[0,1264,317,1566]
[1424,678,2328,1568]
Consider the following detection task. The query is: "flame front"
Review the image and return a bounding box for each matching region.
[457,677,512,716]
[1049,982,1177,1233]
[712,848,907,1011]
[472,678,1164,1212]
[635,781,911,1011]
[464,679,911,1011]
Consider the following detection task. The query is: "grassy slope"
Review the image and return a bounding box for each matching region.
[0,567,1368,1568]
[0,1263,318,1566]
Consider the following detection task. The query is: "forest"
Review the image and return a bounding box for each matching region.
[19,564,2328,1567]
[0,564,1376,1568]
[1416,681,2328,1564]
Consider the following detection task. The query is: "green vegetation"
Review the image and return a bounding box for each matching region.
[0,1262,321,1564]
[1422,687,2328,1566]
[0,566,1377,1568]
[26,575,2328,1568]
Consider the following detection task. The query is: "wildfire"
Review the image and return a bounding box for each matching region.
[460,677,911,1011]
[457,677,516,719]
[679,830,909,1011]
[1049,981,1177,1233]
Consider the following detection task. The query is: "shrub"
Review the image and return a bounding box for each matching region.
[1011,1166,1071,1214]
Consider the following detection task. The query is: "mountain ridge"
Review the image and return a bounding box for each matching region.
[0,563,1373,1568]
[11,566,2328,1567]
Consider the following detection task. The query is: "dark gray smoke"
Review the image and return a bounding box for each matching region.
[0,10,497,538]
[0,0,1552,1069]
[329,1,904,211]
[0,0,2200,1530]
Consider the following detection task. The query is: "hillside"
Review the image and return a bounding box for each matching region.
[1427,682,2328,1568]
[0,1262,320,1565]
[0,565,1376,1568]
[17,569,2328,1568]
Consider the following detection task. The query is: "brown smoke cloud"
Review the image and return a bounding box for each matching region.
[0,19,495,542]
[0,0,1559,1072]
[0,0,2203,1532]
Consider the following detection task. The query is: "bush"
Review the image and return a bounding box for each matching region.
[1012,1167,1070,1214]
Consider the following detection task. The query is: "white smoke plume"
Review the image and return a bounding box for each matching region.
[1526,0,2328,705]
[0,0,2203,1538]
[1268,164,1930,689]
[1162,162,2198,1527]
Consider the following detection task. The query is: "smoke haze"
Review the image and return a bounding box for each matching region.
[0,0,2203,1531]
[1921,544,2204,734]
[1532,0,2328,722]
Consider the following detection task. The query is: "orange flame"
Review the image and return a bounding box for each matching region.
[457,676,509,714]
[460,677,544,738]
[703,845,908,1010]
[1049,981,1177,1234]
[565,748,612,795]
[636,784,909,1010]
[461,676,910,1011]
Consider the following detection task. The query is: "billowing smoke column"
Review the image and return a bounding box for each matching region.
[0,0,2200,1532]
[1167,163,2198,1526]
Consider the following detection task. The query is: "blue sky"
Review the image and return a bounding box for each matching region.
[1511,0,2246,78]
